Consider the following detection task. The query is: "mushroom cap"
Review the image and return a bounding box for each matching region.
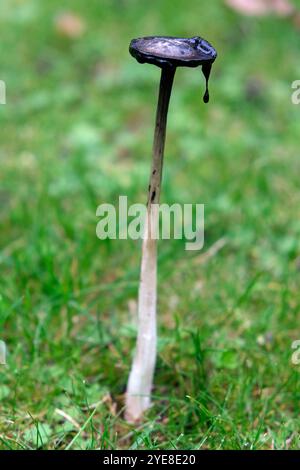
[129,36,217,68]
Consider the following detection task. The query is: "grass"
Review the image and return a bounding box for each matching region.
[0,0,300,450]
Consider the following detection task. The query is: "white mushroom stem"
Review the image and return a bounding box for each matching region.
[125,66,175,422]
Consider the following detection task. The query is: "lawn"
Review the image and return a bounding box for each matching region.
[0,0,300,450]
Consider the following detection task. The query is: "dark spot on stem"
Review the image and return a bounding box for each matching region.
[151,190,156,202]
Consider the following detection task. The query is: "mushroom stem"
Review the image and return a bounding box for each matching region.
[125,66,176,422]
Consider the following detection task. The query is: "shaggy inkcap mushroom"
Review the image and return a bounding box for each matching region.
[129,36,217,102]
[125,36,217,423]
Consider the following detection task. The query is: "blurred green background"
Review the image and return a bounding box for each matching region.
[0,0,300,450]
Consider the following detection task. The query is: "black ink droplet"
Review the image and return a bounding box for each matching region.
[202,63,212,104]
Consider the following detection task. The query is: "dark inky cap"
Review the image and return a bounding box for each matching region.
[129,36,217,68]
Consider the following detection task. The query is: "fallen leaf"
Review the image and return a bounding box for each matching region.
[55,12,86,39]
[225,0,294,17]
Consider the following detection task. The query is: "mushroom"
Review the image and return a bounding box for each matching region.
[125,36,217,422]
